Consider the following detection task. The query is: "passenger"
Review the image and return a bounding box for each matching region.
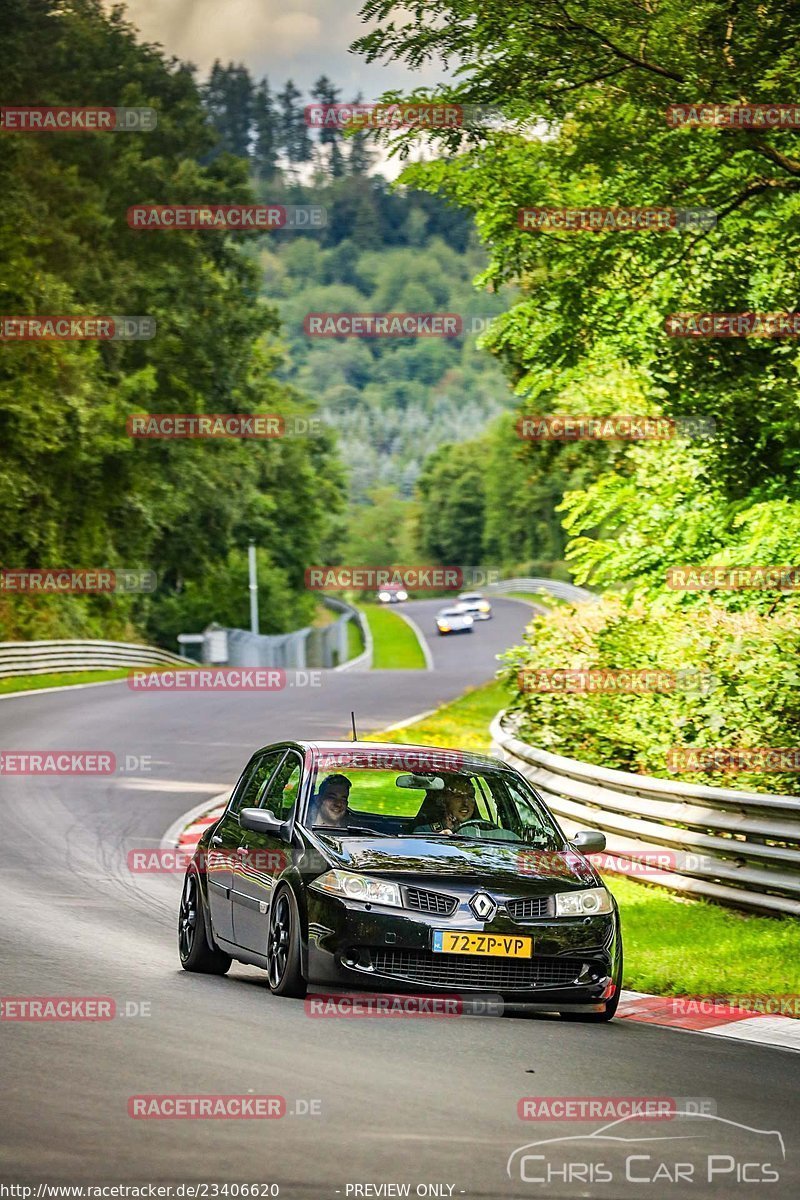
[309,773,351,828]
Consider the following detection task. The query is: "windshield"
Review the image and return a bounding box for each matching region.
[305,751,563,848]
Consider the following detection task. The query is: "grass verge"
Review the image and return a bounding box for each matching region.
[0,668,132,695]
[373,677,800,999]
[357,602,427,670]
[0,664,187,696]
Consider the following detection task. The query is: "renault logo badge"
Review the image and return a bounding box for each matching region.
[469,891,496,921]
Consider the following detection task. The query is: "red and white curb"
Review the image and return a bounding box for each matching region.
[161,796,800,1052]
[160,791,228,856]
[617,990,800,1052]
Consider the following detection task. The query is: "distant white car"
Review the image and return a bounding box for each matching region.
[436,606,474,636]
[457,591,492,620]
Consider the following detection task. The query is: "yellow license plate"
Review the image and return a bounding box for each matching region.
[432,931,532,957]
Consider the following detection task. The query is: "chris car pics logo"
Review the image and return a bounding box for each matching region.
[507,1112,784,1186]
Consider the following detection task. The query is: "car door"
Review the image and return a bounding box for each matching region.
[233,749,304,954]
[207,749,285,945]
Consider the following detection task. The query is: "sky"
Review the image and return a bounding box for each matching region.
[117,0,446,97]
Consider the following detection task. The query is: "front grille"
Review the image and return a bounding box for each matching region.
[506,895,552,921]
[404,886,458,916]
[362,948,585,991]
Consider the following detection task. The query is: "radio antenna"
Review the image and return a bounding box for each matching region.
[350,711,358,741]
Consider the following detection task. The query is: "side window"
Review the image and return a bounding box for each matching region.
[230,751,284,815]
[261,753,303,822]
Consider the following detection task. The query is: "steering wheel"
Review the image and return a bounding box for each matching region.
[454,818,498,834]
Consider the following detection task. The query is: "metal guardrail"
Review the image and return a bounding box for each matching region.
[0,639,186,679]
[491,710,800,917]
[487,576,598,604]
[208,598,371,671]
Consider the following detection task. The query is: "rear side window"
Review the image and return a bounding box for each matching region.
[229,750,284,815]
[261,753,303,821]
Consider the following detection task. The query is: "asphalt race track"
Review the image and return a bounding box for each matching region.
[0,598,796,1198]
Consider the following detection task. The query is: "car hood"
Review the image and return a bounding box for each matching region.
[313,835,598,891]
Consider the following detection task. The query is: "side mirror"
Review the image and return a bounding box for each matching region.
[239,807,287,839]
[570,829,606,854]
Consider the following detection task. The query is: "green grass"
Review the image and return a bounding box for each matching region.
[0,667,133,694]
[358,602,427,670]
[346,617,365,662]
[0,664,186,695]
[372,676,800,1000]
[505,591,549,607]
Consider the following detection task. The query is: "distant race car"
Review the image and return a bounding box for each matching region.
[376,582,408,603]
[178,739,622,1020]
[457,591,492,620]
[436,605,474,635]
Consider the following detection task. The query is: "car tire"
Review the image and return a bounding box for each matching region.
[267,885,306,998]
[179,868,232,975]
[559,947,623,1023]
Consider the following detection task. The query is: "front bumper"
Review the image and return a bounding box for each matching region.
[306,889,620,1008]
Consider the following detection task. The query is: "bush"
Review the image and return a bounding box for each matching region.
[499,595,800,794]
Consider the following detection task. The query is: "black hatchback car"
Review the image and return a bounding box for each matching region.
[179,741,622,1020]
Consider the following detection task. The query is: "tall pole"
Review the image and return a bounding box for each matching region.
[248,540,259,635]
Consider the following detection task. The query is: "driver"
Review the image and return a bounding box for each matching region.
[309,773,351,828]
[414,777,477,835]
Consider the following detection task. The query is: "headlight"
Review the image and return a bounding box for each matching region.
[555,887,613,917]
[464,615,473,624]
[396,589,408,601]
[310,869,402,908]
[377,592,391,602]
[478,602,490,612]
[438,623,450,631]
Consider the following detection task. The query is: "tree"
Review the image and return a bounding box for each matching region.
[277,79,313,170]
[0,0,344,644]
[313,74,346,178]
[252,78,278,177]
[202,61,254,158]
[415,442,486,564]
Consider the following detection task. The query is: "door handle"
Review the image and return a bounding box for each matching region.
[210,835,223,846]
